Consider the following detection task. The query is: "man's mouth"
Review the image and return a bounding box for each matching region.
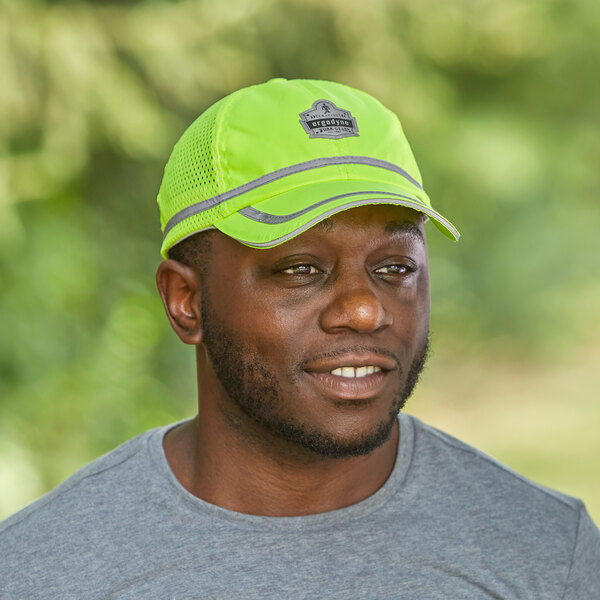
[302,349,397,377]
[302,351,397,401]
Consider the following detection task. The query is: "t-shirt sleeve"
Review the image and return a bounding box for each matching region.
[562,505,600,599]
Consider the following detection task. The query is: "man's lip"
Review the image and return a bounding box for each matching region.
[305,370,389,401]
[302,353,398,374]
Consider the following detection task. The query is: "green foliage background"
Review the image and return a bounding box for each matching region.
[1,0,599,521]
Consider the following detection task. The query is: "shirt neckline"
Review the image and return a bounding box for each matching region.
[146,413,415,532]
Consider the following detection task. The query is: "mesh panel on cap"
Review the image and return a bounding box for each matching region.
[159,100,223,229]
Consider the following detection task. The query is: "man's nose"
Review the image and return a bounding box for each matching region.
[319,273,392,334]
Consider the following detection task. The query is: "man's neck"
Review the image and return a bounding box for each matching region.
[162,411,399,517]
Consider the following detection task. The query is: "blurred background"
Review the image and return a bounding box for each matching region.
[1,0,598,522]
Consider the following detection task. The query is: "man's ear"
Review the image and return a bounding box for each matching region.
[156,260,204,345]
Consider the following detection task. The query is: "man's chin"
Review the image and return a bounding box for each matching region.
[264,411,399,460]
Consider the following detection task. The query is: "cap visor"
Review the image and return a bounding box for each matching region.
[213,179,459,247]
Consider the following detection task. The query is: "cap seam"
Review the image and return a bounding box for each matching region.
[213,89,243,200]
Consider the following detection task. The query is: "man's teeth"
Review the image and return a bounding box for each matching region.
[330,366,381,378]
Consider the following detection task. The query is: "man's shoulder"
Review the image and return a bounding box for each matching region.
[402,414,600,596]
[0,426,160,541]
[404,413,585,517]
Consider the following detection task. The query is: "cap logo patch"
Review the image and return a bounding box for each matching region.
[299,99,359,139]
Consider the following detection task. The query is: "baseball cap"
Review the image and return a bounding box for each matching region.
[157,78,459,258]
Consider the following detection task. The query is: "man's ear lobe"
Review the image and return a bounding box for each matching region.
[156,260,204,345]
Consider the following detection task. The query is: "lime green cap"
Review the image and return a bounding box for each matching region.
[157,78,459,258]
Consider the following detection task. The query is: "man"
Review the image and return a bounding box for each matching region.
[1,78,598,598]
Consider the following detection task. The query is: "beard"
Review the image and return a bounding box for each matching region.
[201,293,430,460]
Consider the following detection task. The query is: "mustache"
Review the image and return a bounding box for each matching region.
[299,344,402,371]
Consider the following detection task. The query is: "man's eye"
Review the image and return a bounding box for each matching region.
[282,264,320,275]
[375,264,410,275]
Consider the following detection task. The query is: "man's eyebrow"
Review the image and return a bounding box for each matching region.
[384,220,425,243]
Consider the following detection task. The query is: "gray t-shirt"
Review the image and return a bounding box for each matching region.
[1,413,599,598]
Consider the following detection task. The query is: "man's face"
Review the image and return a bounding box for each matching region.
[200,205,430,459]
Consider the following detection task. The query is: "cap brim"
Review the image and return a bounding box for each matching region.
[212,179,459,247]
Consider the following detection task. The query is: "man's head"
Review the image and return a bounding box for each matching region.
[159,205,430,459]
[156,78,458,459]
